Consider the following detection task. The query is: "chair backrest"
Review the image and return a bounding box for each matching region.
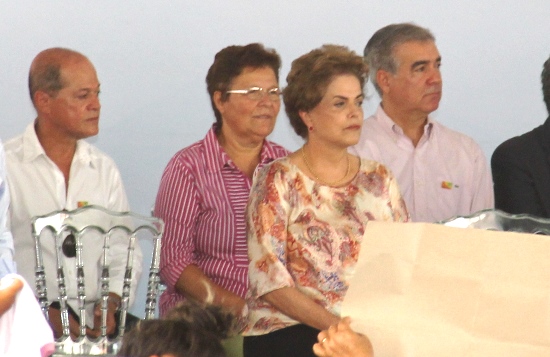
[31,205,164,356]
[440,208,550,234]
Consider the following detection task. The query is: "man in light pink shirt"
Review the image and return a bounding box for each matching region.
[352,23,493,222]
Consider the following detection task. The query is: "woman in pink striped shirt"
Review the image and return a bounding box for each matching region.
[154,43,289,323]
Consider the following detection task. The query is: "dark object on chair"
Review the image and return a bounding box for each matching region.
[62,234,77,258]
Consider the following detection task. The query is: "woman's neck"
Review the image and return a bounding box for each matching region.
[217,130,263,179]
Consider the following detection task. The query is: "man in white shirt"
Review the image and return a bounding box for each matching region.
[5,48,141,338]
[351,23,493,222]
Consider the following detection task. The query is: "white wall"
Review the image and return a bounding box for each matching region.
[1,1,549,315]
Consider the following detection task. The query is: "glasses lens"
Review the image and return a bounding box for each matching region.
[268,88,281,101]
[246,88,263,101]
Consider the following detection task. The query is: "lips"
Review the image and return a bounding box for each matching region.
[425,87,442,96]
[346,124,362,130]
[253,114,274,120]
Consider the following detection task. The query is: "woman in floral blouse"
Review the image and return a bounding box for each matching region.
[243,45,409,357]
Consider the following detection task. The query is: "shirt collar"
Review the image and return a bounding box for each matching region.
[375,105,434,140]
[21,121,94,166]
[203,123,280,173]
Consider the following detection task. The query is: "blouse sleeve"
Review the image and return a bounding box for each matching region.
[155,156,200,290]
[385,167,410,223]
[247,161,295,299]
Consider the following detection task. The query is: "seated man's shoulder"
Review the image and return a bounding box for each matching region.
[493,124,545,158]
[83,142,122,170]
[3,133,24,157]
[433,122,483,152]
[361,114,385,132]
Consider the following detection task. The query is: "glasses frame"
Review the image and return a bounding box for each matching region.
[225,86,281,101]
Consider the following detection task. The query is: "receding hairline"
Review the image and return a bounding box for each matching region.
[365,23,435,54]
[30,48,91,75]
[29,48,96,103]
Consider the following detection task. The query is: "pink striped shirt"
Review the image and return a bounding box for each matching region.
[154,125,289,315]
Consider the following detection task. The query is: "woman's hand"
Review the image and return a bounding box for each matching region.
[262,287,340,331]
[176,264,246,317]
[313,317,373,357]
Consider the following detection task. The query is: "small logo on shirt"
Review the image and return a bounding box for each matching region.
[441,181,459,190]
[77,201,88,208]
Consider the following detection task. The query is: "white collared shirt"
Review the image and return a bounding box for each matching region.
[5,123,142,324]
[351,105,494,222]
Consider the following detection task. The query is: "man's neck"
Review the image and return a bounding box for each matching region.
[381,102,428,147]
[35,120,77,188]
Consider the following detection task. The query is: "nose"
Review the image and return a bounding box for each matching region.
[88,93,101,111]
[428,67,442,85]
[257,93,277,107]
[348,102,362,118]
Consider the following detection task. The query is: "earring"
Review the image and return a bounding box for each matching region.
[308,126,313,131]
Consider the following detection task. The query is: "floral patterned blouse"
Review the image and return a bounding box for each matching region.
[245,157,409,336]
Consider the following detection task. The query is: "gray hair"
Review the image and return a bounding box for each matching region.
[543,55,550,113]
[364,23,435,95]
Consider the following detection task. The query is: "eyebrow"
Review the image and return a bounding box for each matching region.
[76,84,101,92]
[333,93,364,100]
[411,57,442,70]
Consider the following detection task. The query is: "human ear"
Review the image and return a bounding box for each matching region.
[213,91,225,115]
[376,69,391,95]
[299,110,312,129]
[34,91,52,114]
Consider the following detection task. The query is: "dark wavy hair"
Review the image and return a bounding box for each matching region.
[206,43,281,131]
[117,319,226,357]
[163,299,238,339]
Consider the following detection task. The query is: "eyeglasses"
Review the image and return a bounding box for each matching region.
[225,87,281,101]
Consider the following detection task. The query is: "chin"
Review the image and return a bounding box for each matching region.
[255,125,275,137]
[80,129,99,139]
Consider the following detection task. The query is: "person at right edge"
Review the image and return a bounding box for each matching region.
[491,55,550,218]
[243,44,408,357]
[351,23,493,222]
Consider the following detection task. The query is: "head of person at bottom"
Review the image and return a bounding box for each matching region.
[117,319,226,357]
[364,22,442,127]
[284,44,368,186]
[206,43,282,151]
[29,47,101,144]
[163,299,239,339]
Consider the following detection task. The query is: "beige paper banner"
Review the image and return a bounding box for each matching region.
[342,221,550,357]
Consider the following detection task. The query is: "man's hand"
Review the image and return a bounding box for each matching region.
[47,305,82,339]
[48,293,120,339]
[87,293,120,338]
